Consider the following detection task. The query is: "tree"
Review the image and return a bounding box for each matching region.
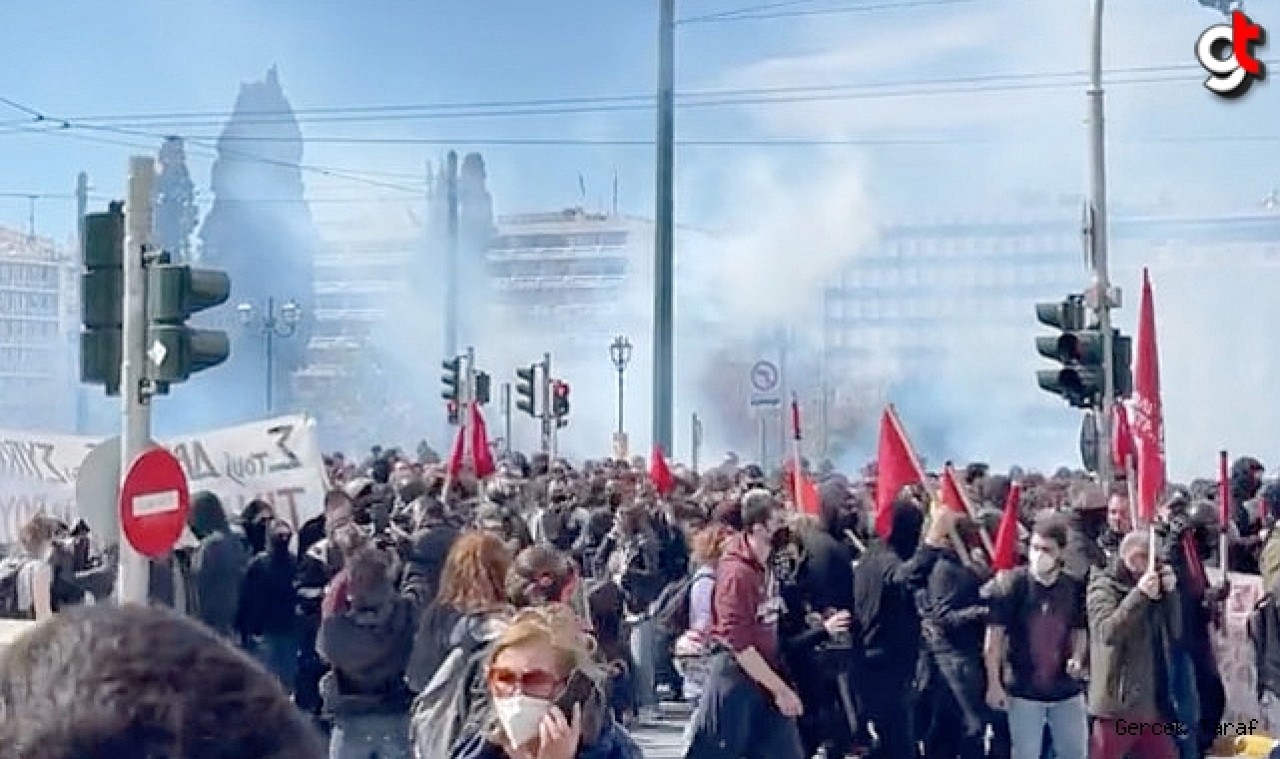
[196,66,319,423]
[153,136,197,261]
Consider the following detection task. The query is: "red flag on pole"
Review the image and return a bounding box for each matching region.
[939,465,972,515]
[1132,268,1167,524]
[446,420,466,478]
[469,402,496,479]
[874,405,926,540]
[990,481,1022,571]
[1112,403,1137,474]
[650,444,675,497]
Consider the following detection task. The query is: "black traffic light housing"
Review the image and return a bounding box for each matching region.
[145,261,231,384]
[80,203,125,395]
[441,357,461,402]
[474,371,492,405]
[446,399,460,425]
[1035,295,1131,408]
[552,380,570,420]
[515,364,537,417]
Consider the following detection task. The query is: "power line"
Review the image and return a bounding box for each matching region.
[678,0,846,24]
[0,98,426,194]
[680,0,977,24]
[67,64,1235,147]
[0,56,1208,131]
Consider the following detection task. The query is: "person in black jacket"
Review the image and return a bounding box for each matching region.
[188,491,250,639]
[317,546,416,759]
[919,516,990,759]
[852,498,948,759]
[237,518,300,692]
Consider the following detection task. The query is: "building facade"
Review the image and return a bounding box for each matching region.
[0,226,77,431]
[822,209,1280,469]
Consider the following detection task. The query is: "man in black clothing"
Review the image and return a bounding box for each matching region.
[852,499,951,759]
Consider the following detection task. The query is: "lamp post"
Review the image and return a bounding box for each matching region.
[609,335,633,436]
[238,297,301,415]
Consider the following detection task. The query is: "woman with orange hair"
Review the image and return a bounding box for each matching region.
[406,530,512,693]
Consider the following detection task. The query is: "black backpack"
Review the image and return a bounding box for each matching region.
[0,556,34,620]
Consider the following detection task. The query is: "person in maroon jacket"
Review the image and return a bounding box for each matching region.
[683,489,804,759]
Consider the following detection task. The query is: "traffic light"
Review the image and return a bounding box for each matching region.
[80,204,125,395]
[552,380,570,419]
[1034,295,1105,408]
[515,364,537,417]
[474,371,492,405]
[1112,332,1133,399]
[446,399,460,425]
[145,262,231,384]
[441,357,461,402]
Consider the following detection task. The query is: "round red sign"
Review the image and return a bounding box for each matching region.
[118,448,190,558]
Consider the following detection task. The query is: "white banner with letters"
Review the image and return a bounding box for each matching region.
[0,415,329,546]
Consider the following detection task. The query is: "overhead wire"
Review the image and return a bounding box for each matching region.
[3,59,1233,133]
[679,0,978,24]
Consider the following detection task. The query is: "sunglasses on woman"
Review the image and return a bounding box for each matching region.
[487,667,565,700]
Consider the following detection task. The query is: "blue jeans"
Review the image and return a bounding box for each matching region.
[629,617,658,709]
[329,712,411,759]
[1007,694,1087,759]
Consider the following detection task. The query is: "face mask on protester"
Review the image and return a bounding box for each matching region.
[494,694,551,747]
[1029,548,1060,585]
[270,532,292,552]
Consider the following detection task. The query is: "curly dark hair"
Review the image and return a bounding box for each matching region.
[0,604,324,759]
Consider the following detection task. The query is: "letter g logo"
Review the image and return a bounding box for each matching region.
[1197,23,1248,95]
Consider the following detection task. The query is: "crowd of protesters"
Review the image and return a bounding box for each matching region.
[1,446,1279,759]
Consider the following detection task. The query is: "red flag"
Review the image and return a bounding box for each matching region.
[990,480,1021,571]
[1132,268,1167,523]
[794,472,821,516]
[650,444,675,497]
[874,405,926,539]
[1112,403,1137,473]
[445,421,465,478]
[938,465,971,515]
[469,402,496,479]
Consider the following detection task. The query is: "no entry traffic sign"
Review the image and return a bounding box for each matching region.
[119,448,190,558]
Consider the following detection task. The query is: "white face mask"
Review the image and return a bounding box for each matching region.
[494,694,552,747]
[1029,548,1060,585]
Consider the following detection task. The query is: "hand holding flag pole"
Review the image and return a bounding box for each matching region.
[940,461,996,559]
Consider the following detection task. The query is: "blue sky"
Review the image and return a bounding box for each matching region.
[0,0,1274,244]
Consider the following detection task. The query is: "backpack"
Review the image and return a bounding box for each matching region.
[409,613,506,759]
[652,574,695,635]
[0,556,34,620]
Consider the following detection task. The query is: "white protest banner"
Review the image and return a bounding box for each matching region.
[0,414,329,545]
[1209,568,1266,729]
[165,414,329,532]
[0,430,97,545]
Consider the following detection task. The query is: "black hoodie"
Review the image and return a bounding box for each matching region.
[852,502,940,672]
[188,492,249,637]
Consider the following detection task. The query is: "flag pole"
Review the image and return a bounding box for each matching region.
[888,405,968,563]
[790,393,804,512]
[1219,450,1230,573]
[943,460,996,558]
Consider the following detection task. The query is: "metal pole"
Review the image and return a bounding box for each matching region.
[691,412,701,474]
[616,367,625,435]
[1087,0,1115,491]
[502,382,512,456]
[651,0,676,454]
[758,415,767,468]
[265,297,275,415]
[444,152,459,361]
[541,353,552,456]
[74,171,89,435]
[118,156,155,606]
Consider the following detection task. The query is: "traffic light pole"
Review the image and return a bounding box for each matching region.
[501,382,512,456]
[118,156,155,606]
[541,352,554,459]
[1086,0,1116,491]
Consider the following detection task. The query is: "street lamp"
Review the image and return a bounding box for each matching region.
[609,335,633,436]
[238,296,302,415]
